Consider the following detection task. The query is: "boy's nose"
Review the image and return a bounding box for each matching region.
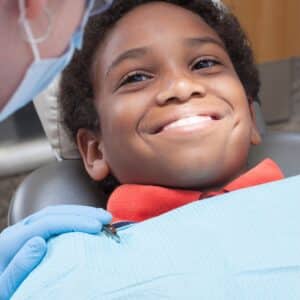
[156,76,206,106]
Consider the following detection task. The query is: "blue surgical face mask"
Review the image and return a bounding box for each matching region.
[0,0,113,122]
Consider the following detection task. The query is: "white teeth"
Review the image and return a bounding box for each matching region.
[163,115,213,130]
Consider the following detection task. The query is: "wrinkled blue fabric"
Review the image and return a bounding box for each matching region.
[12,176,300,300]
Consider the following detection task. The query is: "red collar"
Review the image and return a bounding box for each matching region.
[107,159,284,223]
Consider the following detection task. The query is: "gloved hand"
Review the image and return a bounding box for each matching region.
[0,205,112,300]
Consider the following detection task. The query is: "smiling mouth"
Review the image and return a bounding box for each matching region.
[154,114,221,134]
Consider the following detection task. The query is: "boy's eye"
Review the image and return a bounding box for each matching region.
[192,58,221,70]
[119,72,152,88]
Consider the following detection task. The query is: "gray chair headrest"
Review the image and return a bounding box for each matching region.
[33,76,80,160]
[8,160,107,225]
[248,131,300,176]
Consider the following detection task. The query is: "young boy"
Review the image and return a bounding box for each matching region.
[12,1,299,299]
[60,0,283,223]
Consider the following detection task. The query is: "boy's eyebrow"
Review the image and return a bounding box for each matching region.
[184,36,226,50]
[105,47,148,78]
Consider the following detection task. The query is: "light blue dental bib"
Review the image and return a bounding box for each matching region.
[12,176,300,300]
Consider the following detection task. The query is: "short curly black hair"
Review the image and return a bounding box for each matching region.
[60,0,260,142]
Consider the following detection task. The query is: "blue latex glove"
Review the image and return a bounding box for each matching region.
[0,205,112,300]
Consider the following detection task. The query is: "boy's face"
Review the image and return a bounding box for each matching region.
[80,2,261,189]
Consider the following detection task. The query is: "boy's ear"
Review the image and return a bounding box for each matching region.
[76,129,110,181]
[249,101,262,146]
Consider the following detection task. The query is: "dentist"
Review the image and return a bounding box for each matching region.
[0,1,113,299]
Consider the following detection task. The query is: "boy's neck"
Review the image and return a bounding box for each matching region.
[175,164,249,193]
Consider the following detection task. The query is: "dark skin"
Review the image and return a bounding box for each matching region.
[77,2,261,191]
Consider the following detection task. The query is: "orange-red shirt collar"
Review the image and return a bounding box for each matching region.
[107,159,284,223]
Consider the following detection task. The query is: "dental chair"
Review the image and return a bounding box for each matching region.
[7,77,300,225]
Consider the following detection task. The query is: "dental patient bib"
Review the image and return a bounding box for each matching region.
[12,176,300,300]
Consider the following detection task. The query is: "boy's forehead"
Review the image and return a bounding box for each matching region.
[99,2,222,68]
